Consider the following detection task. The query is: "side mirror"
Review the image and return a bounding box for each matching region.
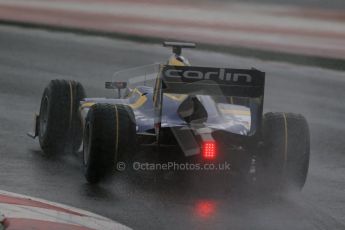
[105,81,128,98]
[105,81,127,89]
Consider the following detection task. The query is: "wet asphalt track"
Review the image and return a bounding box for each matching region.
[0,25,344,230]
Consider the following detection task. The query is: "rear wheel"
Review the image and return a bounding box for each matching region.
[257,112,310,193]
[83,103,136,184]
[38,79,86,155]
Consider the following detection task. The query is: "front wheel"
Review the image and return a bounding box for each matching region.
[257,112,310,193]
[83,103,136,184]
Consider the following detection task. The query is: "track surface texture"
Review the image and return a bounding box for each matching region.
[0,25,344,230]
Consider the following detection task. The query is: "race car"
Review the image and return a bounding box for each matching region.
[29,41,310,192]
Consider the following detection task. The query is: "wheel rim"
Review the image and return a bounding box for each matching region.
[83,123,91,165]
[40,96,49,136]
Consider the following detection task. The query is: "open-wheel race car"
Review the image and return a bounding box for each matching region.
[29,42,310,193]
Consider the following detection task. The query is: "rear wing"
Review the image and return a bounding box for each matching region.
[161,65,265,97]
[153,65,266,140]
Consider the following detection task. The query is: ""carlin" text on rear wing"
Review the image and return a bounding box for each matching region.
[161,65,265,97]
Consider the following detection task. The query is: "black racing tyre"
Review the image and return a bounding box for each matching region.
[83,103,136,184]
[257,112,310,193]
[38,79,86,155]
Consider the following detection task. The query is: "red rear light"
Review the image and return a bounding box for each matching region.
[202,141,216,159]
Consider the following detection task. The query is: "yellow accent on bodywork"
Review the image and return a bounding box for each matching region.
[80,92,147,110]
[129,94,147,109]
[80,102,95,109]
[153,65,163,106]
[219,108,251,116]
[164,93,188,102]
[127,88,148,110]
[168,57,186,66]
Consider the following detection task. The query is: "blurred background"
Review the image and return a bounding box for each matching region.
[210,0,345,9]
[0,0,344,69]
